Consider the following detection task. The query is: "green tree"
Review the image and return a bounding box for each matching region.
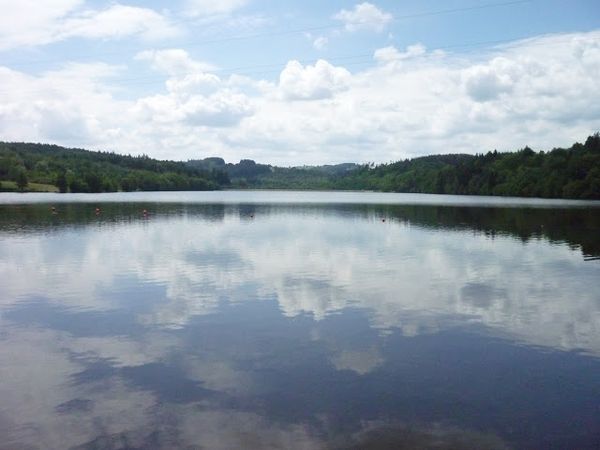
[16,170,28,191]
[68,175,89,193]
[56,171,68,193]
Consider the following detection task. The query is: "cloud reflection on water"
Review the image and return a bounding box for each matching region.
[1,205,598,355]
[0,202,599,449]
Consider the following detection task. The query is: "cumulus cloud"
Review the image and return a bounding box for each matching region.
[334,2,393,32]
[374,44,427,64]
[0,62,128,147]
[182,90,254,126]
[278,59,351,100]
[133,49,253,128]
[0,0,81,48]
[463,58,519,102]
[166,73,222,97]
[135,49,216,77]
[1,31,599,164]
[0,1,179,50]
[134,90,253,128]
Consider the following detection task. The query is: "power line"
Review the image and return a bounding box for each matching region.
[165,0,533,31]
[2,0,533,69]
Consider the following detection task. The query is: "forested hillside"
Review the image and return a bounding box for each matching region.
[331,134,600,199]
[1,134,599,199]
[0,143,228,192]
[233,133,599,199]
[187,157,358,190]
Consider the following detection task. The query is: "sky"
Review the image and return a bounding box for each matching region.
[0,0,599,165]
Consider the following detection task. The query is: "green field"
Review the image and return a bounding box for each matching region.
[0,180,59,193]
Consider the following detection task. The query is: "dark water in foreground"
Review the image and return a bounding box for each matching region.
[0,191,599,449]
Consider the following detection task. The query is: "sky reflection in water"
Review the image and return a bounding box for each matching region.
[0,194,599,449]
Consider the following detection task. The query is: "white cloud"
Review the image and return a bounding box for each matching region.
[133,49,253,128]
[0,62,128,147]
[0,1,179,50]
[0,0,82,46]
[184,0,248,18]
[0,31,599,164]
[134,90,253,128]
[462,57,519,102]
[135,49,216,76]
[182,90,254,127]
[334,2,393,32]
[58,4,180,41]
[278,60,351,100]
[166,73,222,97]
[374,44,426,63]
[313,36,328,50]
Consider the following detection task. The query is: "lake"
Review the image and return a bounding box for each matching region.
[1,191,599,449]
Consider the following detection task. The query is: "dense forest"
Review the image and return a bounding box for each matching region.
[187,157,358,190]
[331,133,600,199]
[0,142,228,193]
[1,134,599,199]
[245,133,600,199]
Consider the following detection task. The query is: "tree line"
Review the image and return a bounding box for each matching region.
[328,134,600,199]
[238,133,599,199]
[0,143,228,192]
[1,134,599,199]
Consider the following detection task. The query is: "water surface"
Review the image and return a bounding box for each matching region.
[1,191,599,449]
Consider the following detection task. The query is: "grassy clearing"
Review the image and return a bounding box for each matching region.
[0,180,59,192]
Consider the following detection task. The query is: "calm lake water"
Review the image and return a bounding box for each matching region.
[1,191,599,449]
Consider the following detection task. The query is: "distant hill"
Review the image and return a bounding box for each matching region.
[189,135,600,199]
[1,134,599,199]
[0,143,228,193]
[332,134,600,199]
[187,158,360,190]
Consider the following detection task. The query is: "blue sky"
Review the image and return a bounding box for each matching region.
[0,0,599,164]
